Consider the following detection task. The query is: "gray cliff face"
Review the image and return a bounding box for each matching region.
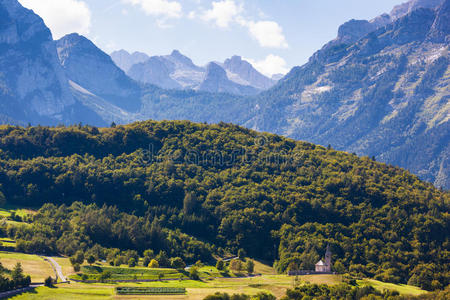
[336,20,377,45]
[223,56,275,90]
[198,62,258,95]
[110,50,149,73]
[0,0,74,122]
[427,0,450,43]
[390,0,443,20]
[162,50,205,88]
[128,57,182,89]
[57,33,141,112]
[249,2,450,188]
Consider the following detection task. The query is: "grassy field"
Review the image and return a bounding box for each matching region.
[252,260,276,275]
[359,278,428,296]
[9,272,429,299]
[11,275,296,299]
[0,251,54,282]
[0,253,427,299]
[0,237,16,248]
[0,205,36,218]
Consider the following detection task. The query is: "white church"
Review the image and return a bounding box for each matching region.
[315,244,332,273]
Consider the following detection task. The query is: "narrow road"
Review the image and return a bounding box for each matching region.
[44,257,66,282]
[0,284,42,299]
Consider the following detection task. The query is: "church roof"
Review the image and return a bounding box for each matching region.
[315,260,325,266]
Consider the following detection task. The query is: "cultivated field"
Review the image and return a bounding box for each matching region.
[0,251,54,282]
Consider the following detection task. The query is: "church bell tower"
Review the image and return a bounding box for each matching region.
[325,244,331,272]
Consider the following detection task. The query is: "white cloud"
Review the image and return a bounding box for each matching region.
[188,11,197,19]
[20,0,91,39]
[122,0,182,18]
[197,1,288,48]
[246,54,289,77]
[245,21,288,48]
[201,0,242,28]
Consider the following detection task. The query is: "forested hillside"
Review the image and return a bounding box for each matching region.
[0,121,448,290]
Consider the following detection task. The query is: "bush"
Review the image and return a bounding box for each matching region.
[230,259,242,272]
[238,249,246,261]
[170,257,186,269]
[44,276,53,287]
[73,263,80,272]
[143,256,151,267]
[149,259,159,268]
[99,270,112,282]
[216,260,224,271]
[203,292,252,300]
[73,251,84,265]
[87,255,95,265]
[155,251,170,267]
[246,260,254,274]
[128,258,136,268]
[189,267,200,280]
[251,292,275,300]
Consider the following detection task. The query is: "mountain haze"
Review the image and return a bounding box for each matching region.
[113,49,276,95]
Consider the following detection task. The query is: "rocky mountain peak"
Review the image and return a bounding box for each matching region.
[110,49,149,72]
[0,0,74,119]
[57,33,112,65]
[223,55,275,90]
[198,62,259,95]
[336,19,377,44]
[204,62,228,81]
[370,13,392,28]
[56,33,141,111]
[390,0,443,20]
[167,49,199,70]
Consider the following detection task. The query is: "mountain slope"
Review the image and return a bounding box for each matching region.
[127,56,182,90]
[56,33,142,112]
[198,62,259,95]
[249,1,450,189]
[0,121,448,289]
[390,0,444,19]
[0,0,74,124]
[223,55,276,90]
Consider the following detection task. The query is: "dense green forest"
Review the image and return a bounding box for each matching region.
[0,121,448,290]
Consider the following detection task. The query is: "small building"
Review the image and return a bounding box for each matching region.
[315,244,331,273]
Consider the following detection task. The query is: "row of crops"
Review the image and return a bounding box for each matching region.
[116,287,187,295]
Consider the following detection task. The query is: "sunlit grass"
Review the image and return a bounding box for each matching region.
[0,251,54,282]
[358,279,428,296]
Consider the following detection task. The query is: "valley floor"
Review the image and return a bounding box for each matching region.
[0,250,428,299]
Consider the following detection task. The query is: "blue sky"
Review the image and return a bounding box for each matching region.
[19,0,406,76]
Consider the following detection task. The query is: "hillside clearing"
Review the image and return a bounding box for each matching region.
[0,251,54,282]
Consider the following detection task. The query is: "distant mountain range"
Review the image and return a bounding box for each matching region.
[111,49,276,95]
[0,0,448,189]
